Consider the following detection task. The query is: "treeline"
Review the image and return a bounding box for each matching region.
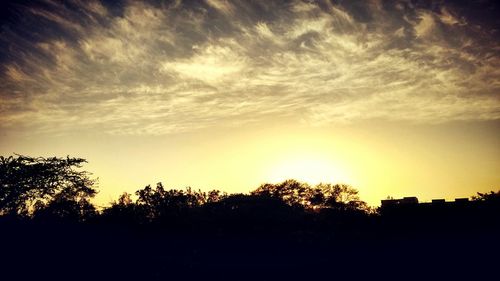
[0,155,373,233]
[1,155,499,280]
[1,154,498,236]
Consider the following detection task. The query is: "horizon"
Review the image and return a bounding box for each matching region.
[0,0,499,207]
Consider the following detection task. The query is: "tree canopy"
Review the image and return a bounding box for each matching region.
[0,155,97,218]
[472,190,500,202]
[251,179,367,211]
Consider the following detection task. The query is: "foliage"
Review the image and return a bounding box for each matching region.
[0,154,97,218]
[472,190,500,202]
[251,179,367,211]
[134,182,227,221]
[33,194,97,222]
[5,154,497,233]
[251,179,311,207]
[101,192,144,224]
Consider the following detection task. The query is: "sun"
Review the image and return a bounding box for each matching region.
[265,153,352,185]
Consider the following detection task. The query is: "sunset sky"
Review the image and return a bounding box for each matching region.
[0,0,499,206]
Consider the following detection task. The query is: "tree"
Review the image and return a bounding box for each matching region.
[135,182,224,220]
[251,179,311,207]
[101,192,145,224]
[251,179,367,211]
[33,193,97,222]
[472,190,500,202]
[0,155,97,217]
[311,183,367,211]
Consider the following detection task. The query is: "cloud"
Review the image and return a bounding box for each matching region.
[161,44,247,83]
[414,11,435,38]
[205,0,235,16]
[0,0,499,136]
[438,7,465,26]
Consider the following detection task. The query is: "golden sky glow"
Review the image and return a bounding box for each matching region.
[0,0,499,206]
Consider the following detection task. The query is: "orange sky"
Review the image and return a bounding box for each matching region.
[1,119,498,206]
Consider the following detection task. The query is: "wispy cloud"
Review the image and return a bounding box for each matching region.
[0,0,499,136]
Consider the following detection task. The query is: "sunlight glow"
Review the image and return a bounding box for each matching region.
[266,153,352,186]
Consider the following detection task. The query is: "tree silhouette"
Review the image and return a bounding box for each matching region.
[134,182,227,221]
[101,192,145,224]
[311,183,367,211]
[0,155,97,218]
[472,190,500,202]
[251,179,312,207]
[251,179,367,211]
[33,193,97,222]
[1,153,499,281]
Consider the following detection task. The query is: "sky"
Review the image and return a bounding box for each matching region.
[0,0,499,206]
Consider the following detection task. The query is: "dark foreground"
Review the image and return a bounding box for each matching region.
[1,217,498,281]
[2,156,498,279]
